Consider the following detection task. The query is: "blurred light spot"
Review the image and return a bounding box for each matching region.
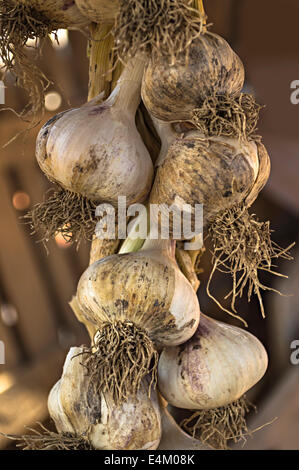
[1,304,18,327]
[45,91,62,111]
[0,51,13,68]
[26,37,39,48]
[51,29,69,49]
[0,373,15,394]
[12,191,31,211]
[55,232,72,249]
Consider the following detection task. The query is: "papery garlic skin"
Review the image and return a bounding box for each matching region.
[158,314,268,410]
[36,58,153,206]
[158,405,209,450]
[149,131,260,234]
[75,0,119,24]
[48,347,162,450]
[142,32,244,122]
[77,239,200,347]
[245,141,271,208]
[20,0,89,27]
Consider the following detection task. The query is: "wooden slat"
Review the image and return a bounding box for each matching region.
[0,322,20,371]
[0,170,58,358]
[235,367,299,450]
[0,346,65,449]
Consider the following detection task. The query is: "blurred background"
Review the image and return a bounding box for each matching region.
[0,0,298,450]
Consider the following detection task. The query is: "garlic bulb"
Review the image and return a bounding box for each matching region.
[149,130,261,233]
[142,32,244,121]
[75,0,119,24]
[36,55,153,206]
[158,314,268,410]
[76,238,200,403]
[48,347,162,450]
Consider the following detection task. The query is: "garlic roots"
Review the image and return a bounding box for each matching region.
[76,238,200,403]
[158,314,268,410]
[113,0,206,62]
[0,1,89,119]
[47,347,162,450]
[142,32,244,121]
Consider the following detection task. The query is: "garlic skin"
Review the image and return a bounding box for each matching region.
[48,347,162,450]
[245,141,271,208]
[142,32,244,122]
[158,314,268,410]
[149,131,260,233]
[20,0,89,27]
[36,57,153,206]
[158,404,209,450]
[77,239,200,348]
[75,0,119,24]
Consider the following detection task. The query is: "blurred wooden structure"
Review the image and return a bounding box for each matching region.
[0,0,299,450]
[0,31,90,448]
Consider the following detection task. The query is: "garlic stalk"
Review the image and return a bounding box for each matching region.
[27,55,154,243]
[75,0,119,24]
[47,347,162,450]
[76,237,200,404]
[150,116,179,167]
[158,313,268,410]
[142,32,245,122]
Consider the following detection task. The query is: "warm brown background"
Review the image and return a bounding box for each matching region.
[0,0,298,450]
